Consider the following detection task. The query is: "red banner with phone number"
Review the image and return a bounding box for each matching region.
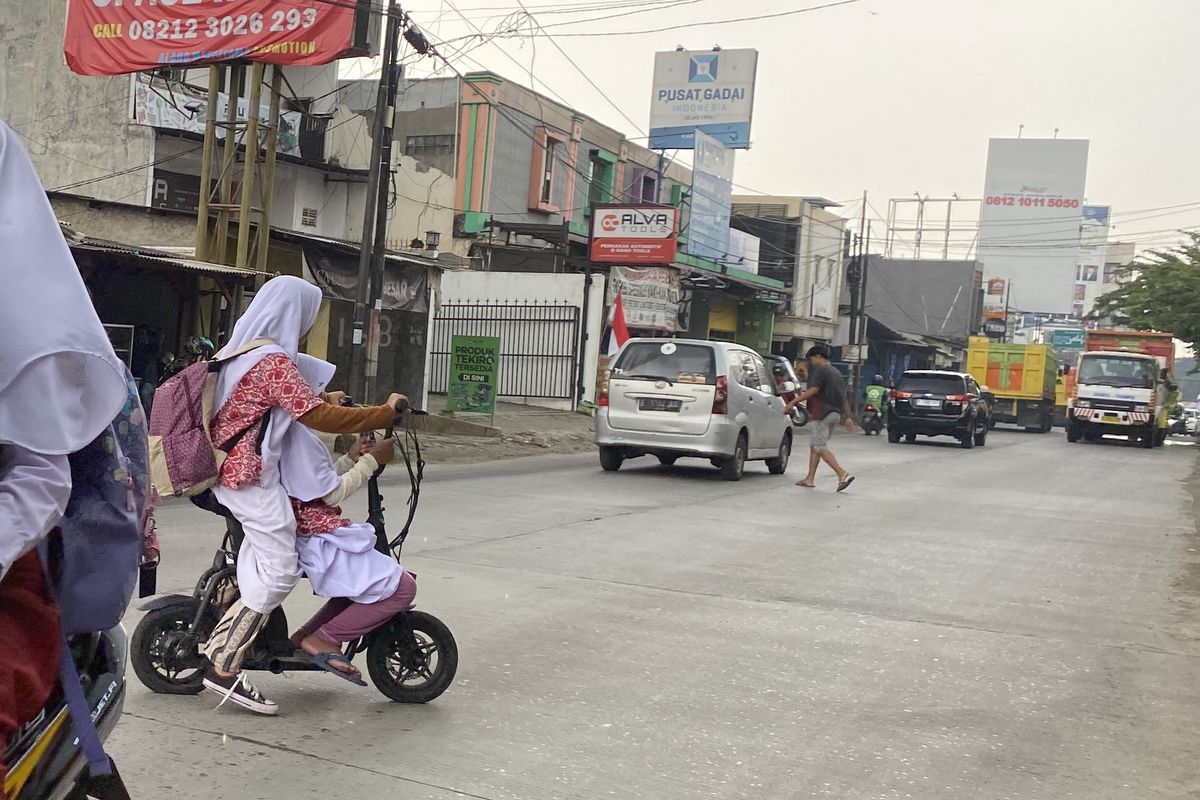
[64,0,358,77]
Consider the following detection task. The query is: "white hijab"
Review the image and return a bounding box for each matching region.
[0,121,128,455]
[214,275,323,488]
[279,354,341,502]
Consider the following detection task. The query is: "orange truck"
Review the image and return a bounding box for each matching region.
[1066,329,1178,448]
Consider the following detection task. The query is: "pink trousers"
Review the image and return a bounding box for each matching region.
[293,570,417,645]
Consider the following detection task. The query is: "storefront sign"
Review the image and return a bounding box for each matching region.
[134,73,301,156]
[649,48,758,149]
[64,0,362,76]
[607,266,682,332]
[589,205,678,265]
[447,335,501,417]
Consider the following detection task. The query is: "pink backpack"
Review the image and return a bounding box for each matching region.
[148,338,273,497]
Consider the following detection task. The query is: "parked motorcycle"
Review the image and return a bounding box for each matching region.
[861,404,884,435]
[129,408,458,704]
[3,628,127,800]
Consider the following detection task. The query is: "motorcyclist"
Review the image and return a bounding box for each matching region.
[0,120,131,790]
[864,374,888,422]
[197,276,408,715]
[160,336,214,384]
[276,358,417,684]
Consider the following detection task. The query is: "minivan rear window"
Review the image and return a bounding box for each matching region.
[614,342,716,384]
[898,374,966,394]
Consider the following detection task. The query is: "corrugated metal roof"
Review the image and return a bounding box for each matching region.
[60,224,263,278]
[70,244,260,277]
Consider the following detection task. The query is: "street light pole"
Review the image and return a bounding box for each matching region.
[348,0,402,401]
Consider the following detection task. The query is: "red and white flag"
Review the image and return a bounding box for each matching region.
[606,293,630,357]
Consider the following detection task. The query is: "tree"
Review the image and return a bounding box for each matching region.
[1092,231,1200,364]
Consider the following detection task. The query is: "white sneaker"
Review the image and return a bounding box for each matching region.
[203,672,279,715]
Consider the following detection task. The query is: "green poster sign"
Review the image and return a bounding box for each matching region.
[1050,329,1086,349]
[447,335,501,415]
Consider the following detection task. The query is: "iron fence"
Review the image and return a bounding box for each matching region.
[431,302,582,400]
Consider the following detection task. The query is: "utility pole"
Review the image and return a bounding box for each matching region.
[348,0,402,402]
[853,222,872,403]
[363,2,405,402]
[846,190,867,409]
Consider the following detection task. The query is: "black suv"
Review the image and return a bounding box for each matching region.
[887,370,990,448]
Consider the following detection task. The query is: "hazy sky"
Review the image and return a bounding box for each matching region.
[370,0,1200,257]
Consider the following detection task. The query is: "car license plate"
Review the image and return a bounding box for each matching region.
[913,398,942,408]
[639,398,681,412]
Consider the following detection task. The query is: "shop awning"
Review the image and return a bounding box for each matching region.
[271,228,455,270]
[61,226,262,280]
[678,255,789,301]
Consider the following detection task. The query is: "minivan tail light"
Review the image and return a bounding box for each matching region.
[947,393,971,403]
[890,389,913,400]
[713,375,729,414]
[598,388,609,407]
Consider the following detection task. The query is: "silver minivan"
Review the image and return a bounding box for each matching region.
[594,338,792,480]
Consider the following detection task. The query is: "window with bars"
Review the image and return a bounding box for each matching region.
[586,149,616,213]
[529,127,568,214]
[300,207,319,228]
[405,134,454,158]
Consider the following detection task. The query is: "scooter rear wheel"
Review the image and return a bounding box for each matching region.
[366,610,458,703]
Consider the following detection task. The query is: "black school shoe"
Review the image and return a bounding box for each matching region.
[203,671,279,715]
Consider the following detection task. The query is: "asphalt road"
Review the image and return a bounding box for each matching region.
[108,429,1200,799]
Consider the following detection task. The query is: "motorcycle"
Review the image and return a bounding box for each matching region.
[3,628,127,800]
[129,407,458,705]
[861,404,884,435]
[766,355,810,427]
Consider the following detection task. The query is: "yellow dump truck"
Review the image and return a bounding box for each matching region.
[966,337,1058,432]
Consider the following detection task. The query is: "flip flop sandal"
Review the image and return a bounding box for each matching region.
[307,651,367,686]
[837,475,856,493]
[796,481,815,488]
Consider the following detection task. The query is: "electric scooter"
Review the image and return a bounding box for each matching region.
[129,409,458,704]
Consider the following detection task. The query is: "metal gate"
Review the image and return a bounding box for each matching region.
[431,302,582,400]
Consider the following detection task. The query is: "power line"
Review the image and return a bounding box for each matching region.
[546,0,861,35]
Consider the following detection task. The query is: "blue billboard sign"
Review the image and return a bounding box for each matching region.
[686,131,734,263]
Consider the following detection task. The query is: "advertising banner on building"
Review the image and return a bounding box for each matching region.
[64,0,360,76]
[648,48,758,149]
[727,228,761,274]
[687,131,735,263]
[982,277,1007,321]
[303,243,428,313]
[134,74,301,156]
[1074,204,1110,314]
[978,138,1089,315]
[606,266,682,332]
[589,205,678,265]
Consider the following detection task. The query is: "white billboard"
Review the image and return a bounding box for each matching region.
[649,48,758,150]
[978,138,1089,315]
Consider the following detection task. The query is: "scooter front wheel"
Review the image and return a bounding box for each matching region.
[366,610,458,703]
